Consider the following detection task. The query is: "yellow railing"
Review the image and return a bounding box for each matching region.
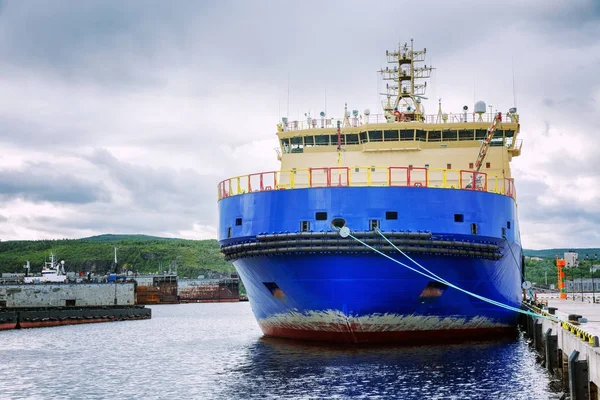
[217,166,516,201]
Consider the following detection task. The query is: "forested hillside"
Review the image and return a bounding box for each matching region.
[0,235,234,278]
[524,249,600,286]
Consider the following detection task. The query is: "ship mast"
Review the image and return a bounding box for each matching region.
[379,39,433,120]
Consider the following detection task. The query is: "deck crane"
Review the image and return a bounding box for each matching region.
[474,112,502,172]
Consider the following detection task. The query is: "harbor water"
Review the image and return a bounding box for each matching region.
[0,303,561,399]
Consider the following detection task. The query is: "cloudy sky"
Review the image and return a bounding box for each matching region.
[0,1,598,249]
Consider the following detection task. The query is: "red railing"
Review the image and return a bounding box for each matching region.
[217,167,516,201]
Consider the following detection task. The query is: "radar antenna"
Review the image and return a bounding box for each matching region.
[378,39,434,121]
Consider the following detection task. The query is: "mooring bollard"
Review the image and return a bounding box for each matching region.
[545,328,558,373]
[568,350,589,399]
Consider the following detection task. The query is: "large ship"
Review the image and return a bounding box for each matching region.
[217,40,523,343]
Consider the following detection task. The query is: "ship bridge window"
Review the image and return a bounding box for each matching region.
[384,130,399,141]
[416,130,427,141]
[505,130,515,138]
[304,136,315,147]
[369,130,383,142]
[428,131,441,141]
[315,135,329,146]
[490,137,504,147]
[346,134,359,144]
[360,132,368,143]
[400,129,414,141]
[459,129,474,140]
[442,130,457,141]
[281,139,291,153]
[291,136,304,153]
[475,129,487,140]
[330,134,340,145]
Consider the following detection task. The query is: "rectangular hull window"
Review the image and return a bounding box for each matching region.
[386,211,398,220]
[315,212,327,221]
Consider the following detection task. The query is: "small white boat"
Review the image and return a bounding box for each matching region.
[23,254,68,284]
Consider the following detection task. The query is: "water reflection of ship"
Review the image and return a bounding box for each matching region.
[217,335,525,400]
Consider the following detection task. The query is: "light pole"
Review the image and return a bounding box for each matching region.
[593,254,598,304]
[580,265,584,302]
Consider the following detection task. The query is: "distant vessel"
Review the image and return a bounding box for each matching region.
[217,40,523,343]
[23,254,68,284]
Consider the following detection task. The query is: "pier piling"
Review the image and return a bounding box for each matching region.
[534,319,543,353]
[545,328,558,373]
[569,350,590,399]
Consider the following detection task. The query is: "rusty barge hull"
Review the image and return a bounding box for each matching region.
[178,280,240,303]
[0,306,151,331]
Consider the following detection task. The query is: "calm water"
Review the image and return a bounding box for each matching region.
[0,303,561,399]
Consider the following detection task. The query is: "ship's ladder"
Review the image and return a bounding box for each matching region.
[474,112,502,172]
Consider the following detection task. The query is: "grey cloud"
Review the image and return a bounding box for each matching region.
[0,1,598,246]
[87,148,215,223]
[0,163,110,204]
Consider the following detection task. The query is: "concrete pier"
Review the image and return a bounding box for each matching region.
[523,294,600,399]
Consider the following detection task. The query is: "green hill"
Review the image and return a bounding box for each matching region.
[0,235,234,278]
[524,248,600,259]
[80,234,176,242]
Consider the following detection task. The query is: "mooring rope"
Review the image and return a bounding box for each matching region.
[340,226,557,321]
[502,233,526,282]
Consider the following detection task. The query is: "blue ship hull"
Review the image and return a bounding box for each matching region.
[218,186,523,343]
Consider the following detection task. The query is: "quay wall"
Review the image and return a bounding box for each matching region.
[523,299,600,399]
[0,283,135,308]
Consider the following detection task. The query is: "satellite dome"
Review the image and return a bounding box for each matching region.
[364,109,371,116]
[474,101,487,114]
[319,111,326,117]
